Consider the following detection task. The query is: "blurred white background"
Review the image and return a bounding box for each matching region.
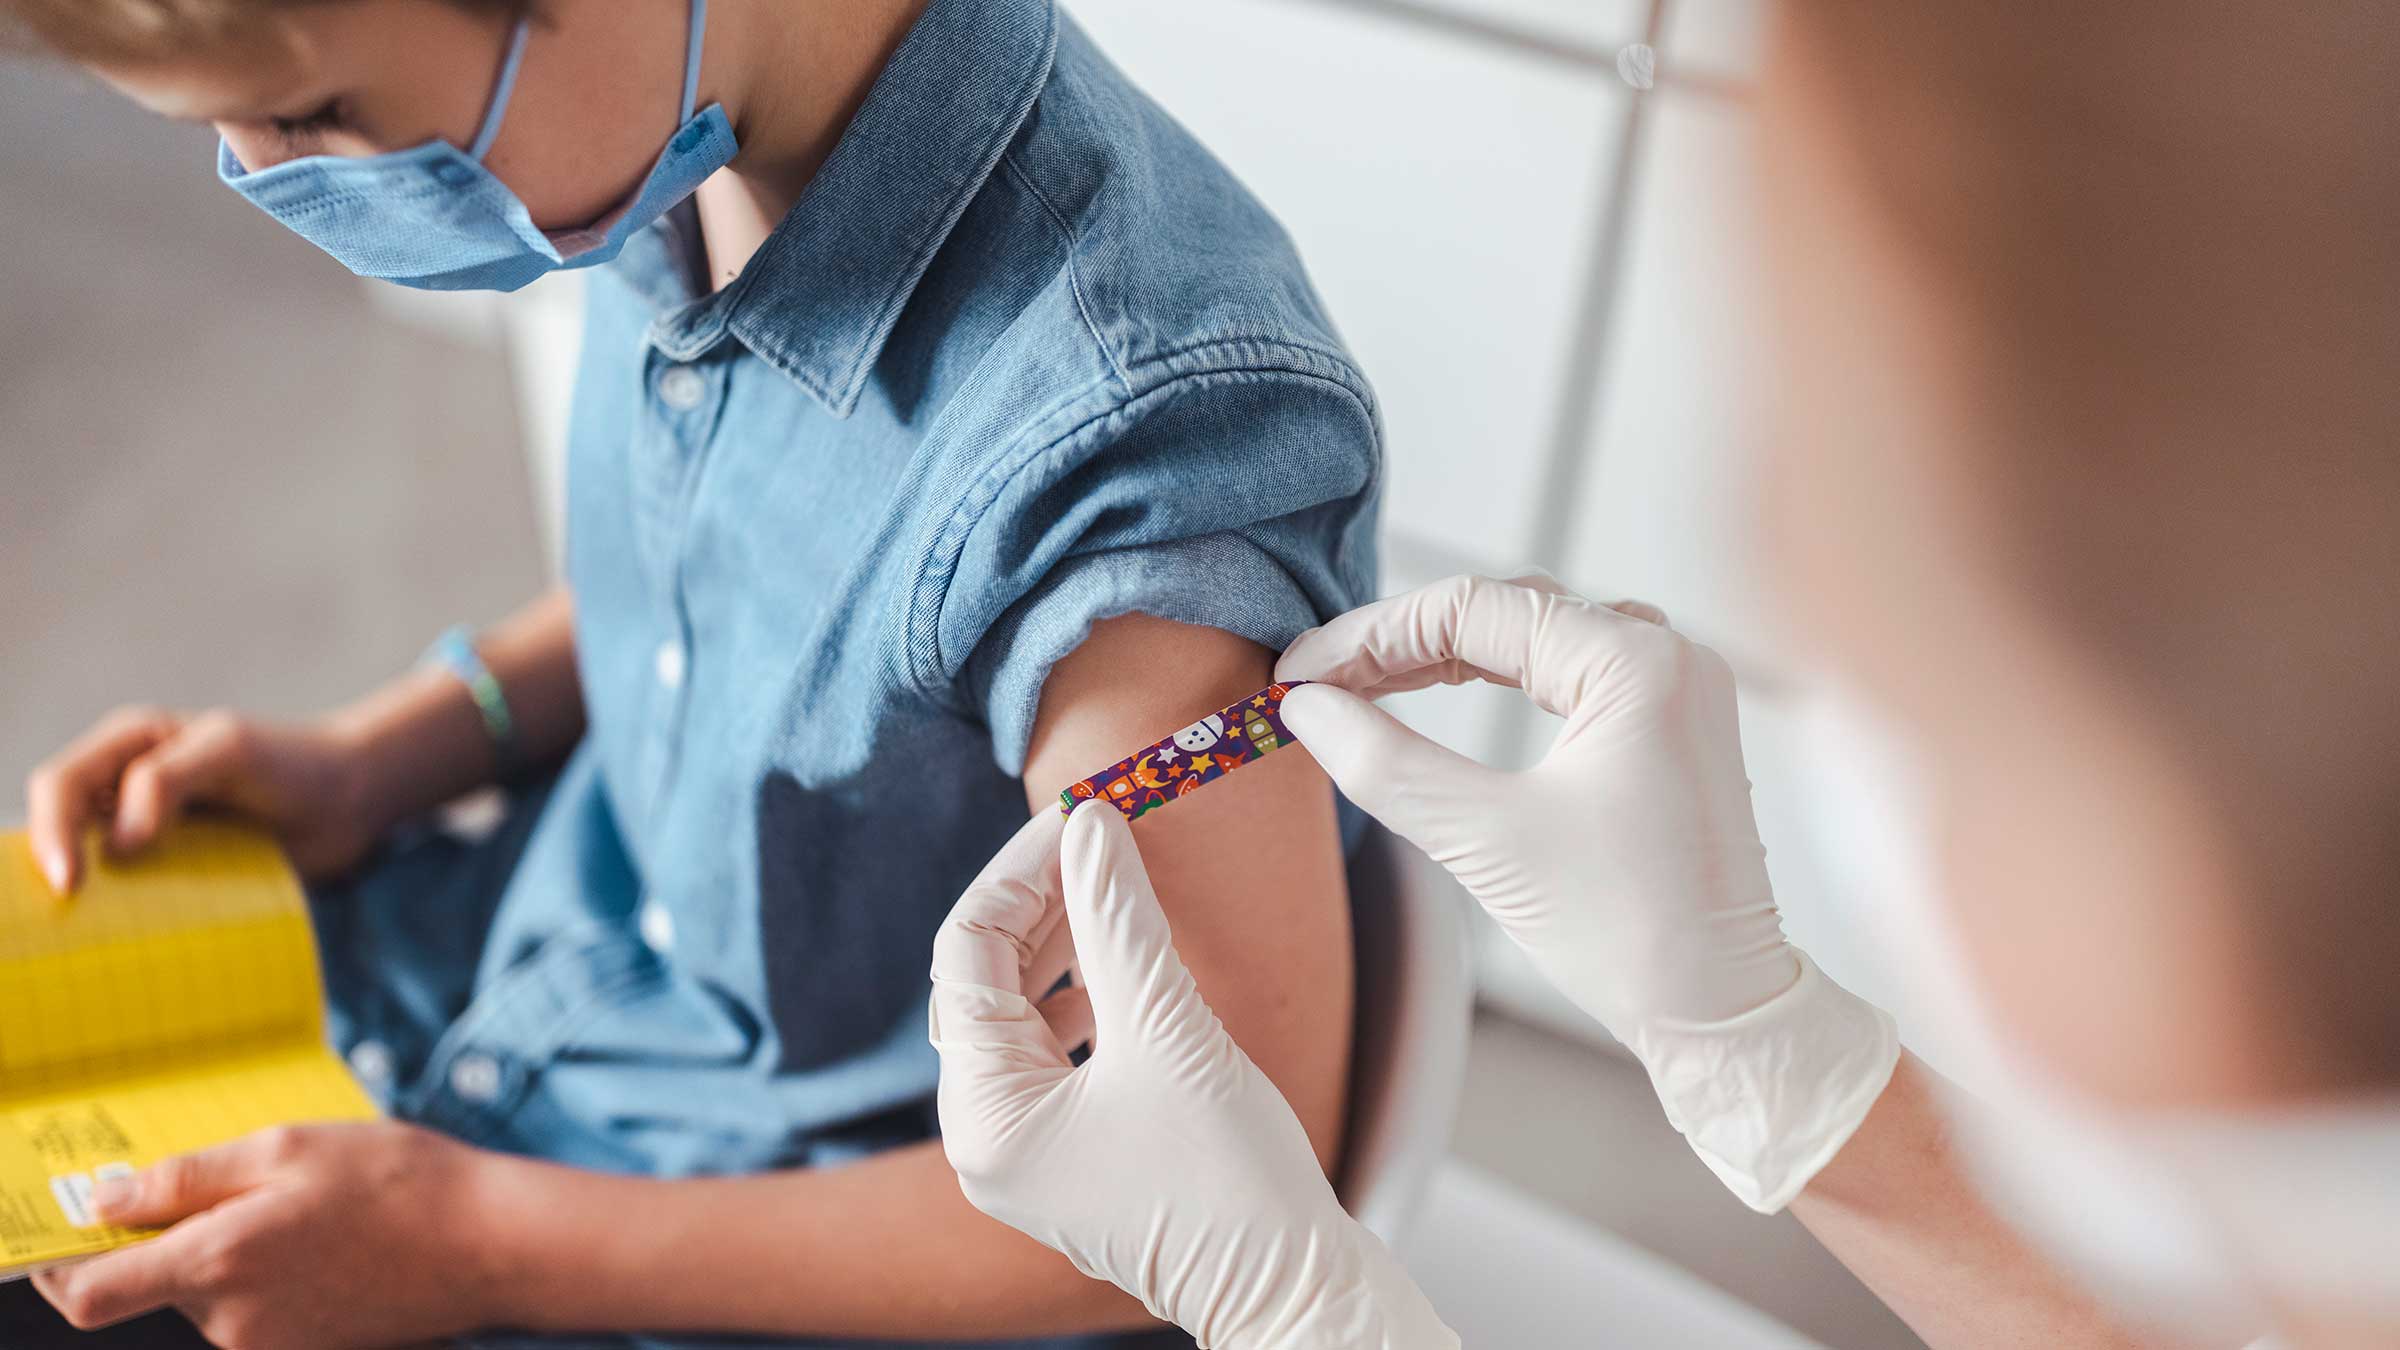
[1,1,1929,1345]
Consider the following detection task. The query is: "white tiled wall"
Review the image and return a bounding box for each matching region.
[1066,0,1641,573]
[1560,89,1771,662]
[1662,0,1770,80]
[1405,0,1642,51]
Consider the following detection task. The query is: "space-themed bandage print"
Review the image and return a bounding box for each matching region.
[1059,682,1308,821]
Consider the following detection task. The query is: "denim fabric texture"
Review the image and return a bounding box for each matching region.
[317,0,1378,1344]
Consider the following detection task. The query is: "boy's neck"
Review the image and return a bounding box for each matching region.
[694,0,931,292]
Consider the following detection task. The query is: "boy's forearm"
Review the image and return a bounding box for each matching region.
[477,1140,1154,1340]
[328,588,585,829]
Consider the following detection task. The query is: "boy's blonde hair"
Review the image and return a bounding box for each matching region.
[3,0,521,63]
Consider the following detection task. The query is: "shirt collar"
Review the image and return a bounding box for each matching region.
[643,0,1059,417]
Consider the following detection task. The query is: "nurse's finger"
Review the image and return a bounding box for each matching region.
[1275,573,1565,698]
[113,712,249,854]
[1018,818,1082,1002]
[929,974,1073,1080]
[1277,684,1498,848]
[928,813,1074,1081]
[24,707,181,896]
[1277,573,1662,720]
[1605,598,1671,627]
[1022,910,1079,1012]
[930,971,1074,1155]
[930,811,1066,995]
[1276,571,1577,700]
[1059,802,1210,1052]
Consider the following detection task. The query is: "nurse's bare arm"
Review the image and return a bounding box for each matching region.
[476,615,1351,1340]
[1791,1055,2157,1349]
[22,587,583,892]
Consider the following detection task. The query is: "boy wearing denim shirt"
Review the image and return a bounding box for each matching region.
[11,1,1369,1346]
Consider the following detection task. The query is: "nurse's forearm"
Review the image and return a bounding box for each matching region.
[329,587,585,830]
[480,1140,1155,1340]
[1790,1054,2154,1349]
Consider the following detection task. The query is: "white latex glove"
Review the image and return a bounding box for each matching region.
[1276,573,1901,1213]
[929,804,1458,1350]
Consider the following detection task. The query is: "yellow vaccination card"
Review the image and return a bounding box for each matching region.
[0,822,376,1278]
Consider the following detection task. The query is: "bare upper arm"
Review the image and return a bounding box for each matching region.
[1022,613,1353,1174]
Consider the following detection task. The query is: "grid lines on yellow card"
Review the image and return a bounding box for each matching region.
[0,826,374,1273]
[0,824,327,1102]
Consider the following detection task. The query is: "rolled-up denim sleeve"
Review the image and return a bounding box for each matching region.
[968,534,1317,776]
[928,355,1381,777]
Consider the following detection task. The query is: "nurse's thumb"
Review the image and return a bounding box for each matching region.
[1060,801,1207,1051]
[1281,683,1494,847]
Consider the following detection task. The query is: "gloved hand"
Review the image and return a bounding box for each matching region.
[929,804,1458,1350]
[1276,573,1900,1212]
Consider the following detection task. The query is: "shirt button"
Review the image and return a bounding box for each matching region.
[654,639,687,690]
[640,901,677,955]
[449,1052,504,1106]
[657,364,707,411]
[347,1040,394,1087]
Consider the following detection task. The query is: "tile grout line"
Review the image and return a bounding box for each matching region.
[1288,0,1752,104]
[1290,0,1624,72]
[1501,0,1670,766]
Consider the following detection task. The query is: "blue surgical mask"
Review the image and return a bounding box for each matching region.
[218,0,737,293]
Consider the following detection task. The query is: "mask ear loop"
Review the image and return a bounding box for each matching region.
[679,0,709,123]
[467,17,535,162]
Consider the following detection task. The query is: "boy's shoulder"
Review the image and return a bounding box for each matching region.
[972,13,1365,405]
[876,18,1384,719]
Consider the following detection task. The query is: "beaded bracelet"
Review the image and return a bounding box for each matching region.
[422,625,519,772]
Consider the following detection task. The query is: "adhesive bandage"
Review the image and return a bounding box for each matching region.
[1060,682,1307,821]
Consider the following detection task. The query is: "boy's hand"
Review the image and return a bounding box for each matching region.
[33,1121,519,1350]
[25,707,379,894]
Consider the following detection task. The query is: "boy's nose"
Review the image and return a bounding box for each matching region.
[218,127,294,174]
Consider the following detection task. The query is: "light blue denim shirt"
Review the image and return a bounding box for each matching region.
[315,0,1376,1345]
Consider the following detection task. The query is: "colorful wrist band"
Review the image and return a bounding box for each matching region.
[422,625,518,770]
[1061,681,1308,822]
